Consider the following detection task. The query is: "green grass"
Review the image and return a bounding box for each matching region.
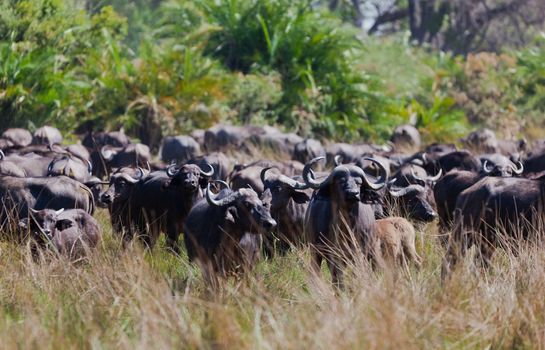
[1,212,545,348]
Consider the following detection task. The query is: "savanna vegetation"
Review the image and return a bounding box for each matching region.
[2,1,545,348]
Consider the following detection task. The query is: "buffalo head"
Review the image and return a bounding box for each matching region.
[100,167,144,205]
[260,167,310,212]
[206,183,277,232]
[481,159,523,177]
[389,185,437,222]
[302,156,387,203]
[166,163,214,192]
[19,208,64,244]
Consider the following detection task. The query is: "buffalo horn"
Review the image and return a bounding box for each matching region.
[334,155,343,166]
[428,167,443,182]
[302,157,328,189]
[483,160,493,174]
[260,166,274,185]
[511,161,524,175]
[0,149,4,161]
[166,163,179,177]
[389,185,422,197]
[359,157,387,190]
[206,183,241,207]
[200,163,215,177]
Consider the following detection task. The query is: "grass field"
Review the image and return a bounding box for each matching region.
[0,210,544,349]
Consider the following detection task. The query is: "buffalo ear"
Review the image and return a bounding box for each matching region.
[225,207,237,224]
[291,191,310,204]
[55,219,73,231]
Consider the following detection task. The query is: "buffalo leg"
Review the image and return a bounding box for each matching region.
[166,218,180,254]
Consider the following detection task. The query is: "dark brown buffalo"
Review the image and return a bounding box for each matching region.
[386,184,437,223]
[160,135,201,164]
[260,167,312,255]
[230,160,304,196]
[124,163,214,252]
[188,152,232,181]
[93,143,151,179]
[82,131,131,150]
[434,159,523,236]
[390,124,421,152]
[0,176,95,231]
[184,183,276,275]
[303,156,387,286]
[19,208,101,259]
[100,167,145,240]
[293,138,326,164]
[443,176,545,275]
[47,155,94,183]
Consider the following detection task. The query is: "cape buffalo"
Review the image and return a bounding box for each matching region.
[443,176,545,275]
[374,217,422,269]
[33,126,63,145]
[184,183,276,275]
[160,135,201,164]
[1,128,32,148]
[19,208,101,259]
[303,156,387,287]
[391,124,421,152]
[0,176,95,231]
[260,167,312,255]
[126,163,214,252]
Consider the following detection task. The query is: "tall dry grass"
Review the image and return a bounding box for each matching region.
[0,210,545,349]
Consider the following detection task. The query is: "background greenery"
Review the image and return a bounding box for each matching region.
[1,0,545,144]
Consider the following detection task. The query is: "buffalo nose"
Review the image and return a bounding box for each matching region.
[43,229,51,236]
[426,211,438,221]
[101,193,111,203]
[263,218,277,230]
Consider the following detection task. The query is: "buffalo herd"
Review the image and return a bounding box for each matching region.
[0,124,543,282]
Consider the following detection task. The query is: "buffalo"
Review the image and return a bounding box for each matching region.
[443,176,545,275]
[184,182,276,275]
[124,163,214,252]
[0,176,95,231]
[20,208,101,259]
[260,167,312,255]
[303,156,387,286]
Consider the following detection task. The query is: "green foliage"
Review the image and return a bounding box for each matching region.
[5,0,545,144]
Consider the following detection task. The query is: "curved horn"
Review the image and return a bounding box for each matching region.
[482,160,493,174]
[166,163,179,177]
[389,185,422,197]
[428,167,443,182]
[302,157,329,189]
[206,183,241,207]
[260,166,274,185]
[0,149,4,161]
[213,180,231,190]
[29,208,40,215]
[359,157,387,190]
[511,161,524,175]
[410,167,425,182]
[334,155,343,166]
[146,161,152,173]
[280,175,310,190]
[199,163,215,177]
[86,160,93,175]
